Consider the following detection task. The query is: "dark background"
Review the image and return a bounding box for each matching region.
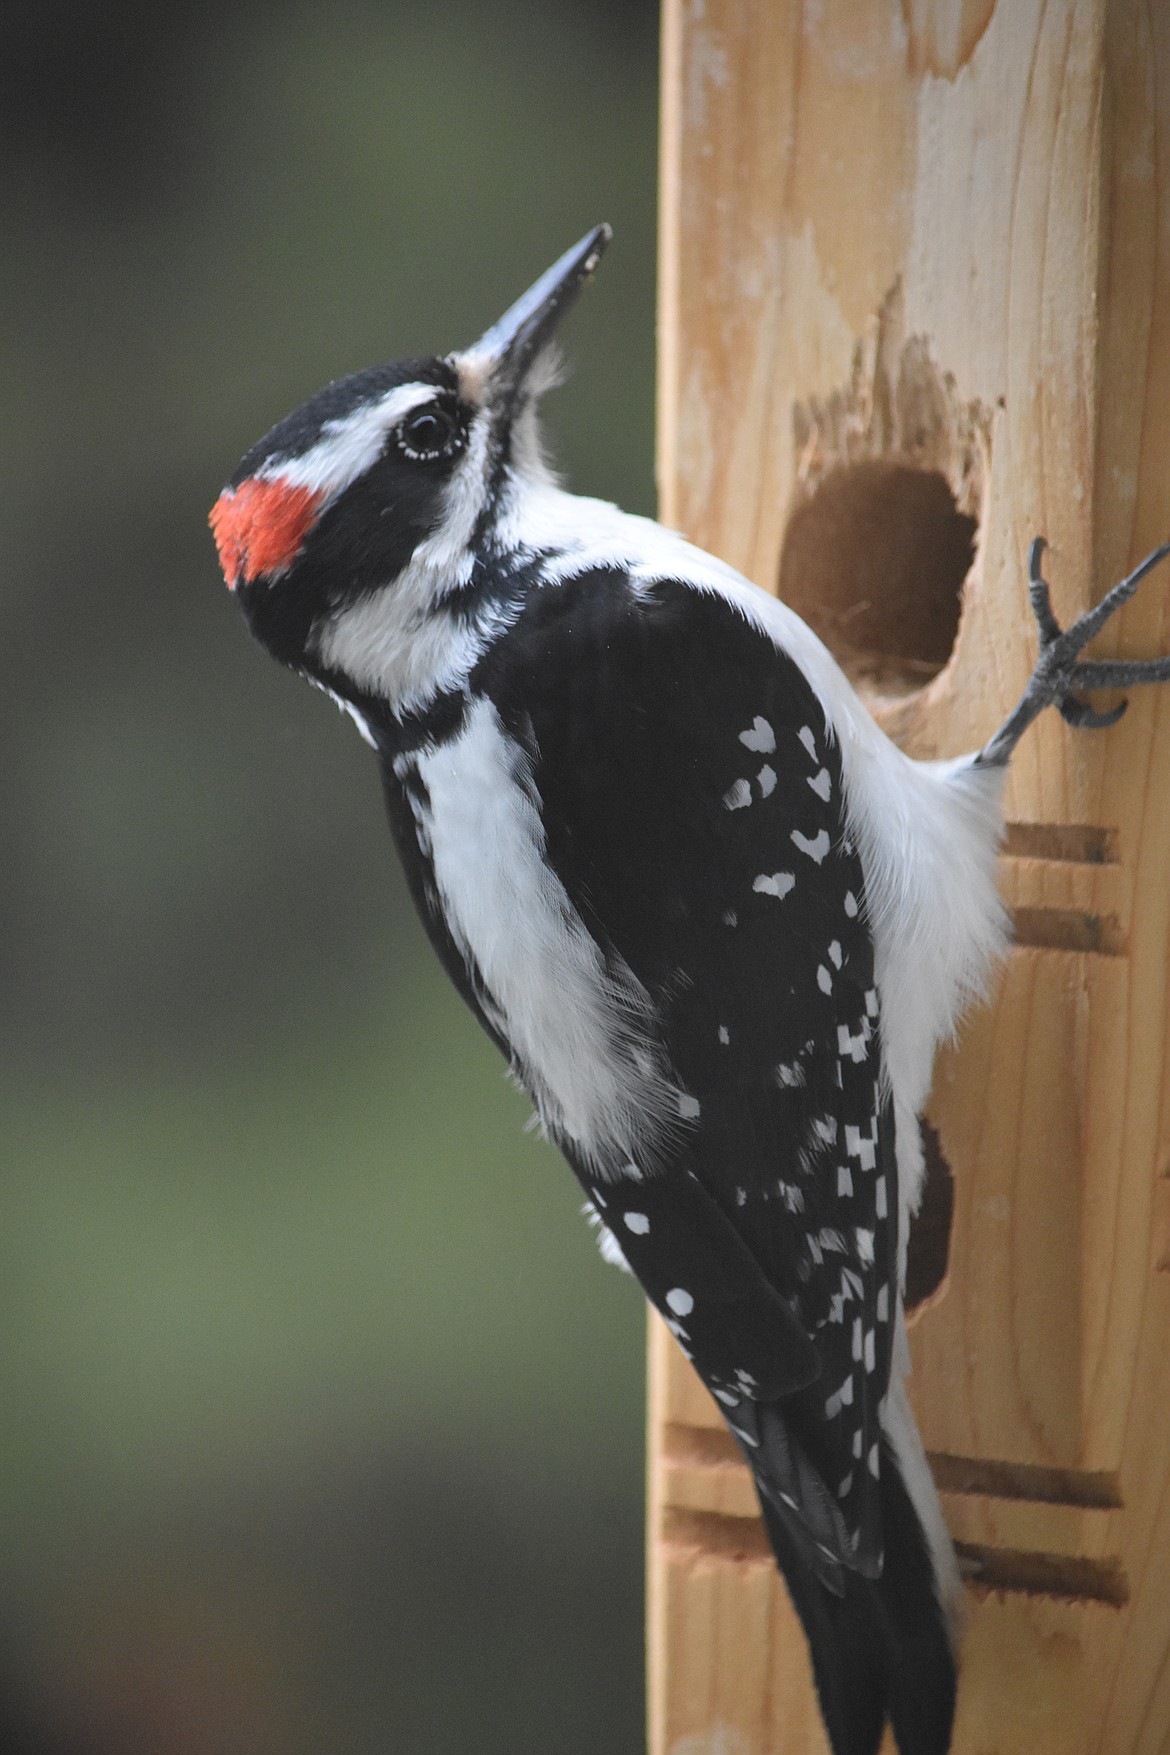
[2,3,659,1748]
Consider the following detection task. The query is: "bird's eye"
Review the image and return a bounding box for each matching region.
[396,403,465,462]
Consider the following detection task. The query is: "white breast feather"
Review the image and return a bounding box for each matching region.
[414,697,684,1178]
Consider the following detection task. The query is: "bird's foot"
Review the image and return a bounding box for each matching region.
[978,536,1170,766]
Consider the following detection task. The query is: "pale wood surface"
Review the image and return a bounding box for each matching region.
[650,2,1170,1751]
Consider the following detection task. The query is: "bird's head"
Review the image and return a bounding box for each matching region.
[210,226,611,711]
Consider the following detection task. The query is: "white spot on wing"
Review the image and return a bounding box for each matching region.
[824,1374,854,1418]
[723,777,752,810]
[757,764,777,798]
[837,1022,868,1062]
[792,828,831,863]
[817,965,832,994]
[808,768,832,801]
[798,726,818,758]
[666,1288,694,1316]
[845,1122,877,1171]
[623,1211,650,1234]
[583,1203,631,1273]
[739,715,776,753]
[753,872,796,899]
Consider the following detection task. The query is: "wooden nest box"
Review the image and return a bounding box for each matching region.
[648,3,1170,1750]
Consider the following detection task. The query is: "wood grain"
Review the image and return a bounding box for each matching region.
[650,2,1170,1750]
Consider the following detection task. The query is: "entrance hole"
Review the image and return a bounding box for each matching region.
[778,461,976,697]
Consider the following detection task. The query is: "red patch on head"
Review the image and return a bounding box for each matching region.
[209,476,324,590]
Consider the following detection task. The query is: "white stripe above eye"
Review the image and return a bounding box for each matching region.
[256,382,438,497]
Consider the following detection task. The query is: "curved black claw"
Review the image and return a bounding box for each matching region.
[1059,694,1128,731]
[1027,537,1063,645]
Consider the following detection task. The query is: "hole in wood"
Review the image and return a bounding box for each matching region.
[778,461,975,697]
[905,1119,954,1316]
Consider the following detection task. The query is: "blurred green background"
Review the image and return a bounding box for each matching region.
[2,2,659,1748]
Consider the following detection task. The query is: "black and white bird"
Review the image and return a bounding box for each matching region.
[211,226,1170,1755]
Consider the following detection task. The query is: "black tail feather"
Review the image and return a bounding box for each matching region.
[877,1441,957,1755]
[760,1497,888,1755]
[759,1440,956,1755]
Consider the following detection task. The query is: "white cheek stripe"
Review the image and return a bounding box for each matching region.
[258,383,437,497]
[414,698,680,1176]
[311,409,496,716]
[411,407,493,574]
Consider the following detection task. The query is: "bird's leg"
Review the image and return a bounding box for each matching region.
[976,537,1170,767]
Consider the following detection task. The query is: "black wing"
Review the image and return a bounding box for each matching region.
[472,568,898,1579]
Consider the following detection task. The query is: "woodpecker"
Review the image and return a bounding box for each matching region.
[211,226,1170,1755]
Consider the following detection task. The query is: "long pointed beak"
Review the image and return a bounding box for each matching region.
[467,224,611,392]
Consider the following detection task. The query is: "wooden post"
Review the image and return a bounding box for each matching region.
[648,4,1170,1751]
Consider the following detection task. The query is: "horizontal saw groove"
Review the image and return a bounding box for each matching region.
[661,1509,1129,1605]
[660,1506,772,1564]
[1001,822,1119,864]
[928,1452,1122,1508]
[662,1421,746,1469]
[955,1541,1129,1606]
[665,1429,1123,1511]
[665,1426,1123,1520]
[1010,906,1123,955]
